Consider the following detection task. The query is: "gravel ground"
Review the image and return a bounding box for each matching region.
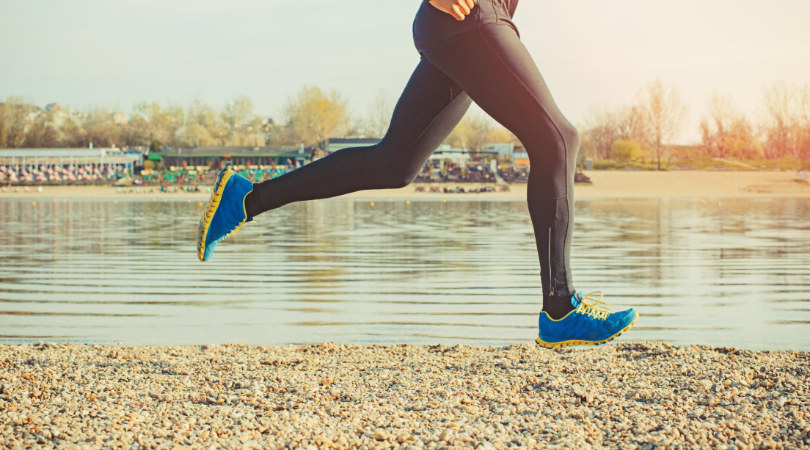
[1,342,808,449]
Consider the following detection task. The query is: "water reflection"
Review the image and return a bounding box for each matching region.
[0,198,808,350]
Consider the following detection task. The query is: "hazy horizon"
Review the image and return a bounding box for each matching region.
[2,0,808,144]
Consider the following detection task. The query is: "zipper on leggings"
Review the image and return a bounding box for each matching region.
[548,228,555,297]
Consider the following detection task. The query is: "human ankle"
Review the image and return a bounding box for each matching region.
[244,189,263,219]
[542,293,575,320]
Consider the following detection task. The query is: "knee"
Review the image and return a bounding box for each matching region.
[560,122,581,160]
[524,122,579,169]
[384,166,418,189]
[364,140,423,189]
[369,155,418,190]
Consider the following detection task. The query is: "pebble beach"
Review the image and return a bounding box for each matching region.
[1,342,808,449]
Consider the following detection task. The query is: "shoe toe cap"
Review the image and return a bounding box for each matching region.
[609,308,638,328]
[202,241,218,261]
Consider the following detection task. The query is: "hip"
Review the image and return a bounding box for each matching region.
[413,0,520,53]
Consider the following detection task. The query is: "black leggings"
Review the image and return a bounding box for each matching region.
[247,23,579,299]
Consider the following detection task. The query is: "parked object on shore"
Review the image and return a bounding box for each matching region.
[499,167,529,183]
[574,171,592,185]
[437,184,500,194]
[412,183,503,194]
[114,177,134,186]
[797,170,808,183]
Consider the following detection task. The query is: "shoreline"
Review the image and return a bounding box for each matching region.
[1,341,807,448]
[1,171,809,200]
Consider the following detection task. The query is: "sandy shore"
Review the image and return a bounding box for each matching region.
[1,171,809,201]
[1,342,807,449]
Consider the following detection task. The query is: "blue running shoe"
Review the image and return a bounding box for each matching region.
[196,167,254,262]
[536,291,638,349]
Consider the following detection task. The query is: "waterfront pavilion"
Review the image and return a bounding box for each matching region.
[0,148,142,184]
[156,146,316,170]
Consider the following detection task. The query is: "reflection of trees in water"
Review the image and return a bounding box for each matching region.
[2,198,809,347]
[574,199,810,298]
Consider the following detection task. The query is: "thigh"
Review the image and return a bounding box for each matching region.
[422,25,577,191]
[378,56,472,174]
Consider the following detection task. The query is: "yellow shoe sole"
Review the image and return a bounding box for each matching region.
[196,169,234,262]
[535,312,639,350]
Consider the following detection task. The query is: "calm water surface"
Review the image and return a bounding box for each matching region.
[1,198,808,350]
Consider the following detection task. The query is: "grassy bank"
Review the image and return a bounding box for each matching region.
[591,156,810,171]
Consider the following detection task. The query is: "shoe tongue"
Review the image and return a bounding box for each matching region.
[570,292,582,308]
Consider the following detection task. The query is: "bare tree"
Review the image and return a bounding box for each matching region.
[700,91,734,158]
[366,89,394,138]
[697,91,764,159]
[760,81,808,159]
[801,84,810,160]
[0,102,7,147]
[583,107,619,159]
[23,111,58,148]
[81,107,124,148]
[638,80,687,170]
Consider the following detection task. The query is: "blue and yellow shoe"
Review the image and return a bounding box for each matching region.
[196,167,254,262]
[535,291,638,349]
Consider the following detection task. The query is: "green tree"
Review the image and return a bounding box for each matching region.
[0,97,32,148]
[132,102,184,148]
[284,86,350,147]
[447,111,494,151]
[611,139,643,162]
[176,123,218,147]
[81,107,123,148]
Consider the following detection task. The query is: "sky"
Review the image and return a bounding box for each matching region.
[1,0,808,143]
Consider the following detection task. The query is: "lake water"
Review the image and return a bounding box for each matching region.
[1,198,808,351]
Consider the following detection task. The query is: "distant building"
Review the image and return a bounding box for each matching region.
[112,112,129,126]
[0,148,141,177]
[156,146,316,168]
[323,137,381,153]
[45,103,63,112]
[512,152,530,169]
[482,143,515,156]
[428,144,470,164]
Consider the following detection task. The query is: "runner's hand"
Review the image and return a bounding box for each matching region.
[428,0,477,21]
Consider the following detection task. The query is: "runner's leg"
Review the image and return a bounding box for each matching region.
[423,24,580,317]
[245,57,472,217]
